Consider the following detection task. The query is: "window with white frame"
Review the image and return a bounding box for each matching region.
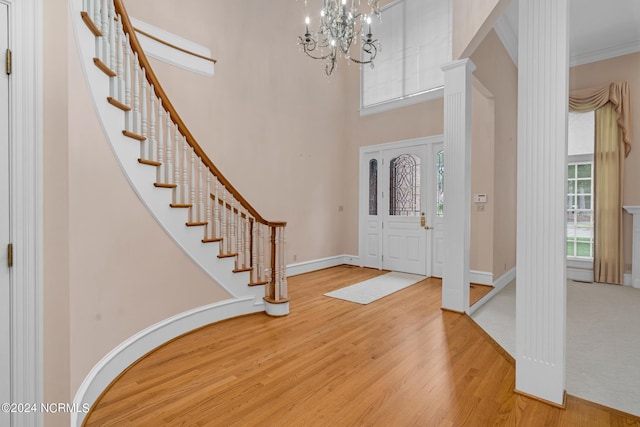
[567,111,595,259]
[360,0,451,115]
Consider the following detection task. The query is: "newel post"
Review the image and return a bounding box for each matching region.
[264,222,289,316]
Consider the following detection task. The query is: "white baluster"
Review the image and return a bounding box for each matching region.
[188,147,196,223]
[244,216,250,270]
[230,199,236,256]
[213,176,220,239]
[172,127,181,204]
[259,224,265,283]
[132,52,140,134]
[274,228,280,301]
[251,220,258,283]
[182,135,188,205]
[280,227,287,299]
[149,85,156,163]
[157,100,165,183]
[108,3,116,98]
[205,172,212,240]
[236,213,243,270]
[165,116,173,184]
[221,188,227,254]
[117,20,125,103]
[100,0,108,64]
[124,35,132,131]
[140,68,148,160]
[197,156,204,223]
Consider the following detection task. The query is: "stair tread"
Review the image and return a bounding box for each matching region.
[186,222,207,227]
[218,253,238,259]
[138,159,161,167]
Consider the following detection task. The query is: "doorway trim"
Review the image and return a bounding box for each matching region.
[358,135,444,275]
[6,0,44,422]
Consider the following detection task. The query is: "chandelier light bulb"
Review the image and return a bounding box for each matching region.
[305,16,310,25]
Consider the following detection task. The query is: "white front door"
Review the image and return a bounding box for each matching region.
[381,145,429,275]
[0,3,11,421]
[359,139,443,276]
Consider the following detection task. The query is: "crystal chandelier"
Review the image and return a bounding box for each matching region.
[298,0,381,75]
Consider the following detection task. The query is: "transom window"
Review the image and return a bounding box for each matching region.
[389,154,421,216]
[360,0,451,115]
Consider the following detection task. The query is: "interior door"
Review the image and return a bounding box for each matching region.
[381,145,429,275]
[0,2,11,421]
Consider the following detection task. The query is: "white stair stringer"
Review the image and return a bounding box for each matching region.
[70,0,265,305]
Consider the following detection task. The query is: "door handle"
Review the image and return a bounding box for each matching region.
[424,225,433,230]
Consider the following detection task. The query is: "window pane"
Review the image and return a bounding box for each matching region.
[568,164,575,178]
[369,159,378,215]
[389,154,421,216]
[566,240,576,257]
[568,180,575,194]
[577,163,592,178]
[577,179,591,194]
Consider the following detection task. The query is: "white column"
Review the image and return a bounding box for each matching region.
[623,206,640,288]
[441,58,475,313]
[516,0,569,406]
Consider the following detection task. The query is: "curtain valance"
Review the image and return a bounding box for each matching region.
[569,81,632,157]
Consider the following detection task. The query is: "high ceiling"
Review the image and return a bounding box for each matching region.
[494,0,640,66]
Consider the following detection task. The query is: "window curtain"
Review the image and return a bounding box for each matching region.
[569,82,632,284]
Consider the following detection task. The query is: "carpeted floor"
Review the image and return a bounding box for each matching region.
[472,279,640,417]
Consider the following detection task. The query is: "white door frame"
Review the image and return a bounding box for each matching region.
[358,135,444,275]
[4,0,44,424]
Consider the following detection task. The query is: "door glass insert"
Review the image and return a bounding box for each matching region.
[389,154,421,216]
[436,150,444,217]
[369,159,378,215]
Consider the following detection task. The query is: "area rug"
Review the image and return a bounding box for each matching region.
[324,271,426,305]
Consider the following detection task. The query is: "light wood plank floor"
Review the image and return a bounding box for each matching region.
[85,266,640,426]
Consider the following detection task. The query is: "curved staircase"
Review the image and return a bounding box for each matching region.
[70,0,289,423]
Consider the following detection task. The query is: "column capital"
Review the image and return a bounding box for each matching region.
[441,58,476,74]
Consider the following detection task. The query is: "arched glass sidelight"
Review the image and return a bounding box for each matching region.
[369,159,378,215]
[436,150,444,217]
[389,154,421,216]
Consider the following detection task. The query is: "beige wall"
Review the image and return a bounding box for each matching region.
[470,86,496,273]
[453,0,509,59]
[125,0,350,264]
[43,0,70,425]
[570,52,640,272]
[471,30,518,278]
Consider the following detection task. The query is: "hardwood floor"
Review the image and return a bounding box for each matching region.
[84,266,640,426]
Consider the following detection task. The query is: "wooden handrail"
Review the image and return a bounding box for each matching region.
[114,0,282,227]
[133,26,218,64]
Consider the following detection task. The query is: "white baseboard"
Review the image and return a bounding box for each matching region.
[469,267,516,315]
[71,297,263,427]
[567,267,594,283]
[470,270,493,286]
[624,273,632,287]
[287,254,360,277]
